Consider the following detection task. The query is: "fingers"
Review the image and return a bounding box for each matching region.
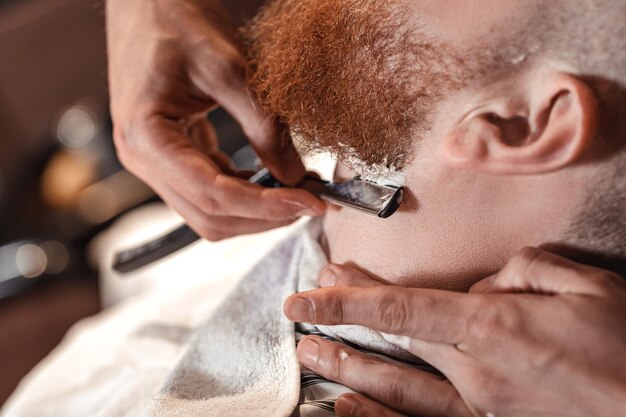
[116,116,326,222]
[335,394,407,417]
[297,336,471,417]
[188,30,306,185]
[469,247,624,296]
[318,264,384,288]
[186,116,238,175]
[210,66,306,185]
[109,1,316,226]
[151,181,296,241]
[211,173,326,219]
[186,114,220,156]
[313,265,467,372]
[285,287,473,344]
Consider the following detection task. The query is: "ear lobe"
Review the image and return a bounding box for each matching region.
[442,73,598,175]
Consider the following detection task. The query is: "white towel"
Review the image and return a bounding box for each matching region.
[150,219,418,417]
[297,222,423,363]
[149,233,304,417]
[3,219,417,417]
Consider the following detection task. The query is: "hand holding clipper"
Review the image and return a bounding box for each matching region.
[113,169,403,273]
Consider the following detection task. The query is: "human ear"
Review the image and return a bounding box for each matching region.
[441,73,599,175]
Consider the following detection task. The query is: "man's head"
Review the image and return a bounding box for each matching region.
[244,0,626,289]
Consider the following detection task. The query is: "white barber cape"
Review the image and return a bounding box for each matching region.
[2,219,426,417]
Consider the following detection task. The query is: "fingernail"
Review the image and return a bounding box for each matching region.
[335,395,361,417]
[285,296,314,322]
[297,337,319,367]
[318,266,337,287]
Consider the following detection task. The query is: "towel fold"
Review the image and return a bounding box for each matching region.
[151,219,420,416]
[3,219,420,417]
[149,233,304,417]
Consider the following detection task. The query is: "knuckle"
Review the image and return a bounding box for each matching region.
[465,367,501,404]
[326,291,346,324]
[326,264,355,285]
[112,117,147,150]
[195,223,223,241]
[375,292,411,334]
[583,270,608,287]
[515,246,543,261]
[112,117,157,172]
[258,192,291,220]
[505,247,554,285]
[111,122,127,150]
[464,366,487,390]
[325,347,347,381]
[532,345,566,370]
[378,373,407,408]
[466,316,491,344]
[467,300,517,342]
[511,246,544,272]
[111,122,136,169]
[602,270,622,282]
[441,384,469,416]
[196,190,221,215]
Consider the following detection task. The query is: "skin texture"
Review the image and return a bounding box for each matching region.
[243,0,467,175]
[107,0,625,415]
[247,0,625,415]
[246,0,600,290]
[284,248,626,417]
[106,0,327,241]
[325,68,599,289]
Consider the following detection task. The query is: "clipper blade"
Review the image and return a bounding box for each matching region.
[300,176,403,218]
[251,168,404,218]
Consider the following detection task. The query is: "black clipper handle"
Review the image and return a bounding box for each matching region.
[112,169,282,274]
[112,225,200,273]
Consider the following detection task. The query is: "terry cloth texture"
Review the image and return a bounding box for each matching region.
[297,222,423,363]
[149,232,304,417]
[2,219,426,417]
[151,219,423,417]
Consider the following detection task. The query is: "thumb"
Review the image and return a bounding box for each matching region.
[191,32,307,185]
[217,78,306,185]
[469,247,623,296]
[318,264,385,288]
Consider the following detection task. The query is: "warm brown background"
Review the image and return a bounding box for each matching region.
[0,0,108,185]
[0,0,264,406]
[0,0,107,405]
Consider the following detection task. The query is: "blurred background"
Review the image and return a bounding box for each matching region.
[0,0,258,405]
[0,0,108,405]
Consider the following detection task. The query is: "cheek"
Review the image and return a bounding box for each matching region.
[323,160,508,291]
[409,0,528,45]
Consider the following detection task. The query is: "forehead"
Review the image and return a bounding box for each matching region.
[399,0,529,44]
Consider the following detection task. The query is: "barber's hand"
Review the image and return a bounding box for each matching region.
[106,0,325,240]
[285,248,626,417]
